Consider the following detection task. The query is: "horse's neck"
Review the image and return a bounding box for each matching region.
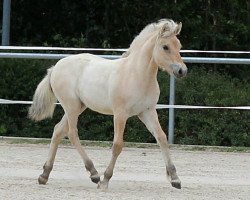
[126,34,159,82]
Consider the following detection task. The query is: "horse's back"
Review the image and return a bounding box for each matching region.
[54,53,117,74]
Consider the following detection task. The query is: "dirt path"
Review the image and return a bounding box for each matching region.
[0,143,249,200]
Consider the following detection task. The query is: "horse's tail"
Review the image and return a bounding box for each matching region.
[28,67,57,121]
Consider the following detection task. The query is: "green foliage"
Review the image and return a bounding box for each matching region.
[3,0,249,51]
[174,67,250,146]
[0,60,249,146]
[0,59,57,138]
[48,33,87,48]
[0,124,7,135]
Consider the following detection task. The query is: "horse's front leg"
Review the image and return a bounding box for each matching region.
[98,113,127,189]
[138,109,181,189]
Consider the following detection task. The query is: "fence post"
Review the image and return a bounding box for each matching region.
[2,0,11,46]
[168,75,175,144]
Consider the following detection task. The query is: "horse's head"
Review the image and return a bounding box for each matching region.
[153,20,187,78]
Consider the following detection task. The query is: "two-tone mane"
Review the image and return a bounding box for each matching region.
[122,19,181,57]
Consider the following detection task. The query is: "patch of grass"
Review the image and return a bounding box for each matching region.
[3,137,51,145]
[0,136,249,153]
[178,145,250,153]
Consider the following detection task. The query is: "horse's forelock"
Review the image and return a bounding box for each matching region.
[124,19,179,56]
[158,19,179,37]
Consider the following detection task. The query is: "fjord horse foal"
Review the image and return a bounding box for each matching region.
[29,19,187,189]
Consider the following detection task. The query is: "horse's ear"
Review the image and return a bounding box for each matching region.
[159,24,170,37]
[175,22,182,35]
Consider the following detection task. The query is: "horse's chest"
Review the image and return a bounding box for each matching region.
[128,90,160,116]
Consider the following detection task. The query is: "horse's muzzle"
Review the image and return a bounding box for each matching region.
[171,63,187,78]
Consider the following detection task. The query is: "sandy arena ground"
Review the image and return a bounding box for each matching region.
[0,142,249,200]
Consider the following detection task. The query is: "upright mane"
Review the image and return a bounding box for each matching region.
[122,19,179,57]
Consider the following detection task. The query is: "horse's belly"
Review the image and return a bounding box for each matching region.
[79,82,114,115]
[82,95,113,115]
[78,66,114,115]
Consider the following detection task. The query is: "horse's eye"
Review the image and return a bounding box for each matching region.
[163,45,169,51]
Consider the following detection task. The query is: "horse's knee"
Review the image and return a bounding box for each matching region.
[156,132,168,144]
[112,141,123,156]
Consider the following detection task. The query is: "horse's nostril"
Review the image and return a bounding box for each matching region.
[171,63,187,78]
[178,69,183,75]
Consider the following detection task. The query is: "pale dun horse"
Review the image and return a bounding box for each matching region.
[29,19,187,190]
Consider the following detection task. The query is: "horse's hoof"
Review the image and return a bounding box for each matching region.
[90,174,100,184]
[97,181,108,190]
[171,179,181,189]
[38,175,48,185]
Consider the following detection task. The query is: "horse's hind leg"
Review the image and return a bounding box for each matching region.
[65,102,100,184]
[38,114,68,184]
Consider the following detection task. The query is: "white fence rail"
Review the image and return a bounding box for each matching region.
[1,99,249,110]
[1,46,250,54]
[0,46,249,144]
[1,52,250,65]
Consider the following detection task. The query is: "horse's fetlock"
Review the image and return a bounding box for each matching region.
[85,159,95,173]
[42,164,53,179]
[104,167,113,180]
[43,164,53,172]
[166,164,176,174]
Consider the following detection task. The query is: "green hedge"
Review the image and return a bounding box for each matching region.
[0,60,249,146]
[174,67,250,146]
